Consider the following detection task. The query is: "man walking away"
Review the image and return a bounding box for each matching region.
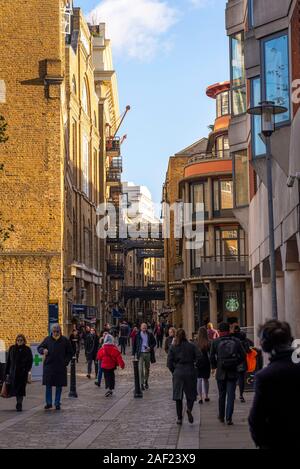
[133,323,156,391]
[210,322,245,425]
[119,321,130,355]
[154,322,164,349]
[249,320,300,449]
[38,324,73,410]
[84,328,99,379]
[232,325,253,403]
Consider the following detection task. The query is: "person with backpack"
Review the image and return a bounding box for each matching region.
[210,322,246,425]
[119,321,130,355]
[232,325,254,403]
[96,334,125,397]
[154,322,164,349]
[195,327,211,404]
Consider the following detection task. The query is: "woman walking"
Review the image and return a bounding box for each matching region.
[167,329,201,425]
[5,335,33,411]
[195,327,211,404]
[165,327,176,354]
[96,334,125,397]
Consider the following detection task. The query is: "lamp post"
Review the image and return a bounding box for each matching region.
[247,101,287,319]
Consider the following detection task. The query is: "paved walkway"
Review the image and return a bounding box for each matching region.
[0,349,255,449]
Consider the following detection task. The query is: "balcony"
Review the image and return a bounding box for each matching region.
[187,150,231,165]
[191,256,250,278]
[106,172,122,184]
[106,137,121,157]
[107,261,125,279]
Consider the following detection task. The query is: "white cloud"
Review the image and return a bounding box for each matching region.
[87,0,179,61]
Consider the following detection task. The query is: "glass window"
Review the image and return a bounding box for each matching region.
[234,150,249,207]
[216,91,230,117]
[215,135,230,158]
[191,229,209,270]
[220,181,233,209]
[262,32,290,124]
[215,227,245,258]
[251,77,266,158]
[214,180,220,212]
[230,32,246,115]
[82,134,89,196]
[191,182,208,214]
[82,80,89,115]
[248,0,254,29]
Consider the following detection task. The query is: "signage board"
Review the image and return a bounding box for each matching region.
[30,343,43,382]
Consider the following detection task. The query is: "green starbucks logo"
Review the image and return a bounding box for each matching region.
[225,298,239,312]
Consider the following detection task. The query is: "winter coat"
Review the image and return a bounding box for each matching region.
[84,333,99,361]
[195,343,211,380]
[167,341,201,401]
[5,345,33,397]
[97,344,125,370]
[249,348,300,449]
[133,331,157,363]
[207,328,219,341]
[210,334,246,381]
[38,336,73,387]
[164,335,174,354]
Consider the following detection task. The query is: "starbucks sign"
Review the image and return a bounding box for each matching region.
[225,297,240,313]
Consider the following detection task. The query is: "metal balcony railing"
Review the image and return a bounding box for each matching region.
[191,255,250,278]
[106,137,121,153]
[106,172,121,183]
[109,157,123,172]
[187,149,231,165]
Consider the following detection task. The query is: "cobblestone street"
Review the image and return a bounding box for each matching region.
[0,350,255,449]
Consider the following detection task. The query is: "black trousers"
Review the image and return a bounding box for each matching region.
[156,335,163,348]
[176,399,194,419]
[87,359,98,376]
[16,396,23,405]
[119,337,127,355]
[237,371,245,397]
[103,369,115,390]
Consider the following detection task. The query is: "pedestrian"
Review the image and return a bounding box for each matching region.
[154,322,164,349]
[210,322,246,425]
[167,328,201,425]
[249,320,300,449]
[165,327,176,354]
[195,327,211,404]
[4,335,33,411]
[96,334,125,397]
[130,326,138,354]
[119,321,130,355]
[231,325,254,403]
[133,323,156,391]
[38,324,73,410]
[84,327,99,379]
[95,331,108,387]
[207,322,219,341]
[69,329,80,363]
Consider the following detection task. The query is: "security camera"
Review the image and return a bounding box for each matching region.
[287,175,296,188]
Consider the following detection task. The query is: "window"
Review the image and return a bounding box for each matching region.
[262,31,290,124]
[82,79,89,115]
[230,32,246,116]
[233,150,249,207]
[190,182,209,216]
[251,77,266,158]
[82,134,89,196]
[215,135,230,158]
[216,91,230,117]
[248,0,254,29]
[191,229,209,271]
[215,227,245,259]
[72,76,77,95]
[213,180,233,214]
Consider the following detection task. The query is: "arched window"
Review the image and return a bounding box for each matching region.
[82,79,90,115]
[72,75,77,95]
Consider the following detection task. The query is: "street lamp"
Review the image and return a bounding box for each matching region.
[247,101,287,319]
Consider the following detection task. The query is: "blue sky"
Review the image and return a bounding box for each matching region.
[75,0,229,203]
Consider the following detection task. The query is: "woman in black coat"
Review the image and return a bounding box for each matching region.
[5,335,33,411]
[195,327,211,404]
[38,324,73,410]
[167,328,201,425]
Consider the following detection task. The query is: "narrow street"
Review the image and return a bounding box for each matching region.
[0,352,254,449]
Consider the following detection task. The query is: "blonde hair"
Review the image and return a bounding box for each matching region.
[207,322,214,329]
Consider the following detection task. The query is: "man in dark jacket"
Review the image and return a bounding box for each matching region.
[84,327,100,379]
[210,322,246,425]
[133,323,156,390]
[232,325,254,403]
[249,320,300,449]
[38,324,73,410]
[119,321,130,355]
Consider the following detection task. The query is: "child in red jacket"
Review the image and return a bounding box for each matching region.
[97,334,125,397]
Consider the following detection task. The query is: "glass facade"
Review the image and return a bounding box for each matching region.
[230,32,247,115]
[234,150,249,207]
[213,179,233,213]
[262,32,290,124]
[216,91,230,117]
[215,135,230,158]
[251,77,266,158]
[215,227,245,258]
[190,182,209,216]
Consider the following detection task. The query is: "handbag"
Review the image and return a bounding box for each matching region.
[0,377,11,399]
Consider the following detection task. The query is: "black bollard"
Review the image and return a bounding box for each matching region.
[69,356,78,398]
[133,358,143,398]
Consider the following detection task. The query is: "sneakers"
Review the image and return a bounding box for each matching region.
[105,390,113,397]
[187,410,194,424]
[44,404,53,410]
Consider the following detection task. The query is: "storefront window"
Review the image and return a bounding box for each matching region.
[230,32,246,116]
[233,150,249,207]
[262,32,290,124]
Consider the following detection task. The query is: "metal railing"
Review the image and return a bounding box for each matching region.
[106,137,121,152]
[109,157,123,171]
[187,149,231,165]
[191,255,250,277]
[106,172,121,183]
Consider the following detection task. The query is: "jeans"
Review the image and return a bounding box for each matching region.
[197,378,209,398]
[96,361,103,385]
[87,359,98,377]
[103,369,115,390]
[217,379,237,422]
[46,386,62,406]
[237,371,245,397]
[119,337,127,355]
[139,352,151,386]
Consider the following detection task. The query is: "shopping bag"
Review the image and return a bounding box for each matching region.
[0,381,11,398]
